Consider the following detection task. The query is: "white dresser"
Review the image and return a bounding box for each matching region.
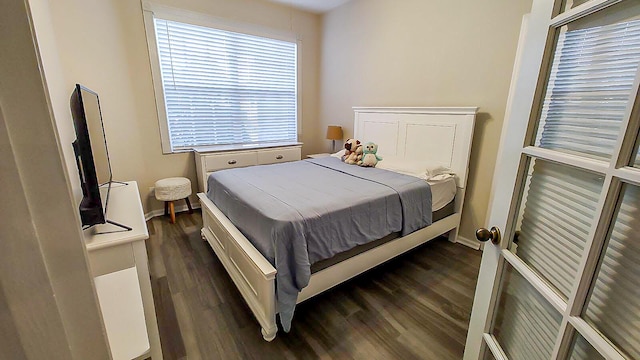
[194,142,302,193]
[84,181,161,360]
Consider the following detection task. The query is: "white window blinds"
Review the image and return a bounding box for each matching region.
[535,19,640,161]
[154,18,298,151]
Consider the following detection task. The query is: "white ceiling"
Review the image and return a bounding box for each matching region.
[266,0,351,13]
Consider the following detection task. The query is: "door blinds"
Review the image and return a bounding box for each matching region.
[154,18,298,151]
[535,19,640,161]
[493,266,563,360]
[517,160,603,299]
[521,15,640,303]
[583,185,640,360]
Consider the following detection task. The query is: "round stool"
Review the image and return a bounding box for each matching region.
[154,177,193,224]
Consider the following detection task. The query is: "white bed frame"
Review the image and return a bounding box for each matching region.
[197,107,478,341]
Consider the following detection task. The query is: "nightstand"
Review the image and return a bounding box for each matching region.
[307,153,331,159]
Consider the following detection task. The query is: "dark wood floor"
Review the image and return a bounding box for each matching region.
[146,210,481,360]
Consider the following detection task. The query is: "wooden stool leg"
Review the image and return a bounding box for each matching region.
[185,197,193,214]
[164,201,169,216]
[169,201,175,224]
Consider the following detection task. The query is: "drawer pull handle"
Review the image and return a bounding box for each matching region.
[228,160,237,165]
[276,155,284,160]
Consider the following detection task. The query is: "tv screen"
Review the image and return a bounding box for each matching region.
[80,87,112,186]
[70,84,112,227]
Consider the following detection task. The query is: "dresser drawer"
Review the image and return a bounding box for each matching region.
[205,151,258,171]
[258,147,301,165]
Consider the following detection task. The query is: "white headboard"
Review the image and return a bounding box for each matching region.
[353,107,478,188]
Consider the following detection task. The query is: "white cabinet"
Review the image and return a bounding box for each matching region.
[84,181,161,360]
[194,143,302,192]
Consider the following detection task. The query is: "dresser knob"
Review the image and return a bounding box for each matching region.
[276,155,284,160]
[228,160,237,165]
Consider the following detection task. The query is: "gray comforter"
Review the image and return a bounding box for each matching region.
[207,157,432,331]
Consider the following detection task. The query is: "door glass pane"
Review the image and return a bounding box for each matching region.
[511,158,604,299]
[569,332,604,360]
[534,2,640,161]
[584,184,640,360]
[492,264,563,360]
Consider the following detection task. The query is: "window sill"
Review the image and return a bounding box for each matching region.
[190,141,303,154]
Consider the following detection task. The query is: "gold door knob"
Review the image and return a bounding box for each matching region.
[476,226,501,244]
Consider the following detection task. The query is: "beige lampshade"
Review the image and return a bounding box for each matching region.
[326,125,343,140]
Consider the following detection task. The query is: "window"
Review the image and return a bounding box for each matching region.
[143,6,299,153]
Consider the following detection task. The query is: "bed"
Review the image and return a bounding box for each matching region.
[197,107,478,341]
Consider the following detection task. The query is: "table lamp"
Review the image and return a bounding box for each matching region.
[326,125,343,153]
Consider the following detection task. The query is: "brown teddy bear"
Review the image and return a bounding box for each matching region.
[343,138,363,164]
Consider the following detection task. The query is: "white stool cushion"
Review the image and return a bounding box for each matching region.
[154,177,192,201]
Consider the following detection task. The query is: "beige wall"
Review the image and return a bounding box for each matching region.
[43,0,322,214]
[320,0,532,242]
[41,0,531,242]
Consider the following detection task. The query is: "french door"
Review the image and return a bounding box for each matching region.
[465,0,640,359]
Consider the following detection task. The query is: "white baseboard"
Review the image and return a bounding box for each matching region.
[144,202,201,221]
[456,236,481,250]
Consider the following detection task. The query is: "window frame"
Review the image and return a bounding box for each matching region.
[142,2,302,154]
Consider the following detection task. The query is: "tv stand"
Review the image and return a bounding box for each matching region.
[82,217,133,234]
[106,219,132,231]
[100,180,129,187]
[83,181,134,234]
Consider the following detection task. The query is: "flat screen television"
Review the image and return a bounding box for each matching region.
[70,84,130,232]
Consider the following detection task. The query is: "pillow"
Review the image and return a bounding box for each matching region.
[330,149,346,159]
[376,156,453,180]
